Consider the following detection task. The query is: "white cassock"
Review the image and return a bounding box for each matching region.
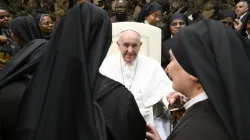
[99,54,174,125]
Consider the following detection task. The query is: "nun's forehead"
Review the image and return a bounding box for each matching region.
[171,18,185,23]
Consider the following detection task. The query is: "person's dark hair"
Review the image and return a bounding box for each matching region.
[216,9,236,20]
[192,10,201,20]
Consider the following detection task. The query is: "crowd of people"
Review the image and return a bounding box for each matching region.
[0,0,250,140]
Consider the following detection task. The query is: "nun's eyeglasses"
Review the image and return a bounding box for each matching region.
[171,22,186,27]
[150,14,161,19]
[41,21,54,26]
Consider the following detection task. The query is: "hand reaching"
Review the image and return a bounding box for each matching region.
[234,19,242,31]
[0,35,7,44]
[167,92,188,107]
[146,124,162,140]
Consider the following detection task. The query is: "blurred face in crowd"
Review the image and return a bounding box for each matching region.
[220,17,234,28]
[145,10,161,26]
[235,2,248,17]
[117,30,142,64]
[40,15,54,35]
[170,19,186,36]
[0,9,11,29]
[115,1,128,17]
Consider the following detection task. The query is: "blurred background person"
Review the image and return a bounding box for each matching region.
[34,13,54,40]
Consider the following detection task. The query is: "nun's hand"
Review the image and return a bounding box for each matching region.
[234,19,242,31]
[0,35,7,44]
[167,92,188,106]
[146,124,162,140]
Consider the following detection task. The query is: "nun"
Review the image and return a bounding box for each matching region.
[0,16,47,139]
[146,19,250,140]
[136,2,162,26]
[9,16,43,48]
[17,2,146,140]
[34,13,54,40]
[162,13,188,67]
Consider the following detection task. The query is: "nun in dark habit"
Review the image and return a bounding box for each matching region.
[147,19,250,140]
[161,13,188,67]
[17,2,146,140]
[136,2,162,26]
[34,13,54,40]
[0,16,47,140]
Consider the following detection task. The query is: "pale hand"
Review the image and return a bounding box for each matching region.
[234,19,242,31]
[167,92,188,106]
[146,124,162,140]
[0,35,7,44]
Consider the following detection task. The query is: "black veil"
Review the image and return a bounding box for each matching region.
[166,19,250,140]
[10,16,42,45]
[17,3,112,140]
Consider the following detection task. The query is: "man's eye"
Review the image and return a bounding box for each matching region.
[132,44,137,48]
[124,44,129,47]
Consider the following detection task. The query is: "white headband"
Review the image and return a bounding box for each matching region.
[39,14,49,26]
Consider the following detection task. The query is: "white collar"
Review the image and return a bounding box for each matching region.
[240,12,247,20]
[183,92,208,110]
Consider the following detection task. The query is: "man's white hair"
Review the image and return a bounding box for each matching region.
[238,1,248,7]
[118,28,142,42]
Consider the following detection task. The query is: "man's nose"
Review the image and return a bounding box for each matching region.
[127,46,133,53]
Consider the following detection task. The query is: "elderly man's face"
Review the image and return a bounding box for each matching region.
[0,9,11,29]
[117,30,142,64]
[235,2,248,17]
